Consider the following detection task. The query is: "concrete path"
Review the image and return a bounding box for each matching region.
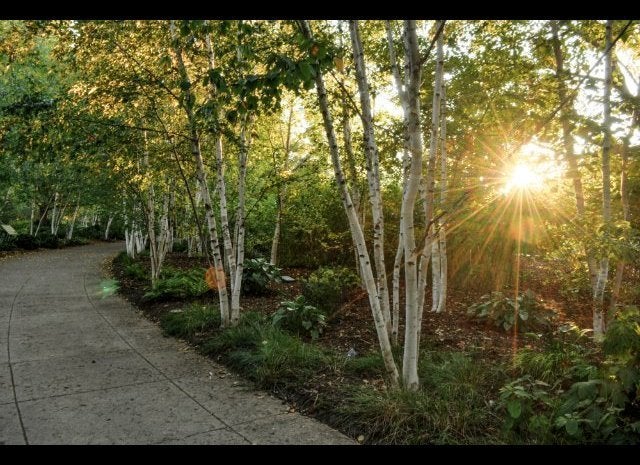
[0,242,355,445]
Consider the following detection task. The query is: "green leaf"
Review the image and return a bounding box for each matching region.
[565,419,579,436]
[507,400,522,419]
[298,62,314,83]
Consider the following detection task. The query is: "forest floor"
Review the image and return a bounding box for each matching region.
[109,251,603,444]
[111,252,594,361]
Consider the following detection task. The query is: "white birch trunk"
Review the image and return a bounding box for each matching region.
[231,119,251,326]
[431,239,441,312]
[104,215,113,241]
[401,20,426,391]
[51,192,58,235]
[215,136,236,286]
[593,21,613,337]
[299,19,399,388]
[67,201,80,240]
[350,20,392,338]
[386,20,411,344]
[416,22,444,337]
[436,83,448,313]
[170,21,231,326]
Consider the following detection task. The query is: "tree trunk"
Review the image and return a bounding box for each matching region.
[170,21,231,326]
[386,20,411,345]
[609,74,639,314]
[231,118,251,326]
[550,20,598,290]
[29,197,35,236]
[214,136,236,285]
[349,20,392,338]
[50,192,58,235]
[401,20,427,391]
[270,191,282,266]
[104,215,113,241]
[342,95,364,285]
[593,20,613,337]
[299,19,400,388]
[436,83,448,313]
[67,201,80,240]
[417,21,444,336]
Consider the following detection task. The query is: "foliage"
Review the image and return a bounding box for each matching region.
[499,311,640,444]
[201,311,330,389]
[143,267,209,300]
[14,233,38,250]
[35,232,60,249]
[62,237,90,247]
[160,303,221,339]
[467,289,556,332]
[271,296,327,340]
[0,233,16,251]
[302,266,360,314]
[123,262,147,281]
[241,257,282,296]
[338,351,502,444]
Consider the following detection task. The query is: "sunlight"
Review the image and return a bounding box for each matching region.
[503,164,543,193]
[500,142,558,195]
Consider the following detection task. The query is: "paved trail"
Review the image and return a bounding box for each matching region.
[0,242,354,445]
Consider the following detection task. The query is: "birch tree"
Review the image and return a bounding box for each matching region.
[349,20,392,339]
[298,19,400,388]
[593,20,613,337]
[169,21,231,326]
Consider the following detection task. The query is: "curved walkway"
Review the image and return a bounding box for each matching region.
[0,242,354,445]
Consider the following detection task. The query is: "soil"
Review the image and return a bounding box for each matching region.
[110,251,596,365]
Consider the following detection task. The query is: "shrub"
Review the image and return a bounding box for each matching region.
[62,237,90,247]
[0,234,16,251]
[160,303,221,338]
[242,257,282,296]
[498,309,640,444]
[15,233,38,250]
[143,267,209,300]
[35,232,60,249]
[124,262,147,281]
[200,311,329,388]
[75,224,103,240]
[467,289,556,332]
[272,296,327,340]
[171,239,188,253]
[339,351,501,444]
[302,266,360,314]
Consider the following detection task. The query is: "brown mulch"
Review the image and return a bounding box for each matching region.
[110,252,597,365]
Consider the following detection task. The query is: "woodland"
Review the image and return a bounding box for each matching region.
[0,20,639,444]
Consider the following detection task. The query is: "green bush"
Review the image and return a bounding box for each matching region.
[339,351,501,444]
[35,232,60,249]
[200,311,329,388]
[302,266,360,314]
[171,239,188,253]
[143,267,209,300]
[272,296,327,340]
[75,224,103,240]
[160,304,221,338]
[498,309,640,444]
[62,237,90,247]
[15,233,38,250]
[0,234,16,251]
[467,289,556,332]
[123,262,147,281]
[242,257,282,296]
